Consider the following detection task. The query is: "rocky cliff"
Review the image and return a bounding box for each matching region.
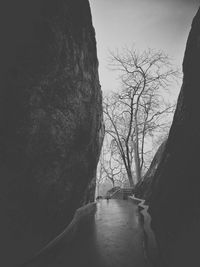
[134,140,166,202]
[149,7,200,267]
[0,0,103,265]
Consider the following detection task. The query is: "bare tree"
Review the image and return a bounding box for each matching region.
[96,135,127,190]
[104,47,179,187]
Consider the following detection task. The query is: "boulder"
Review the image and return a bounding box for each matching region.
[149,7,200,267]
[134,140,166,203]
[0,0,103,265]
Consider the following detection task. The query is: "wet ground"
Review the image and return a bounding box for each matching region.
[27,199,152,267]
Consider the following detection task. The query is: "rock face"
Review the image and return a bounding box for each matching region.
[149,7,200,266]
[0,0,103,265]
[134,140,166,202]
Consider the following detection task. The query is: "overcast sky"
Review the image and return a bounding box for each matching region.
[90,0,200,97]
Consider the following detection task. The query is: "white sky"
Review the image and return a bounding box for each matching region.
[89,0,200,98]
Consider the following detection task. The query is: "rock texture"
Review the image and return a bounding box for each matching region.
[149,7,200,267]
[134,141,166,203]
[0,0,103,265]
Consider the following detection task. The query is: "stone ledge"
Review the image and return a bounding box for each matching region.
[128,195,159,266]
[20,202,97,266]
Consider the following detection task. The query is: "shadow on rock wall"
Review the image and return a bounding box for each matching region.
[148,6,200,267]
[0,0,103,266]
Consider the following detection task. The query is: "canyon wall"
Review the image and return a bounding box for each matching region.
[134,140,166,202]
[149,7,200,267]
[0,0,103,265]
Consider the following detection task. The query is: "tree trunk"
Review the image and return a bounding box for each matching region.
[133,141,141,183]
[127,169,134,187]
[112,179,115,188]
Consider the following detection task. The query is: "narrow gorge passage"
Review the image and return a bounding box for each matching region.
[27,200,152,267]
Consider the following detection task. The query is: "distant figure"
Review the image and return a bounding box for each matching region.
[96,195,103,201]
[106,195,110,202]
